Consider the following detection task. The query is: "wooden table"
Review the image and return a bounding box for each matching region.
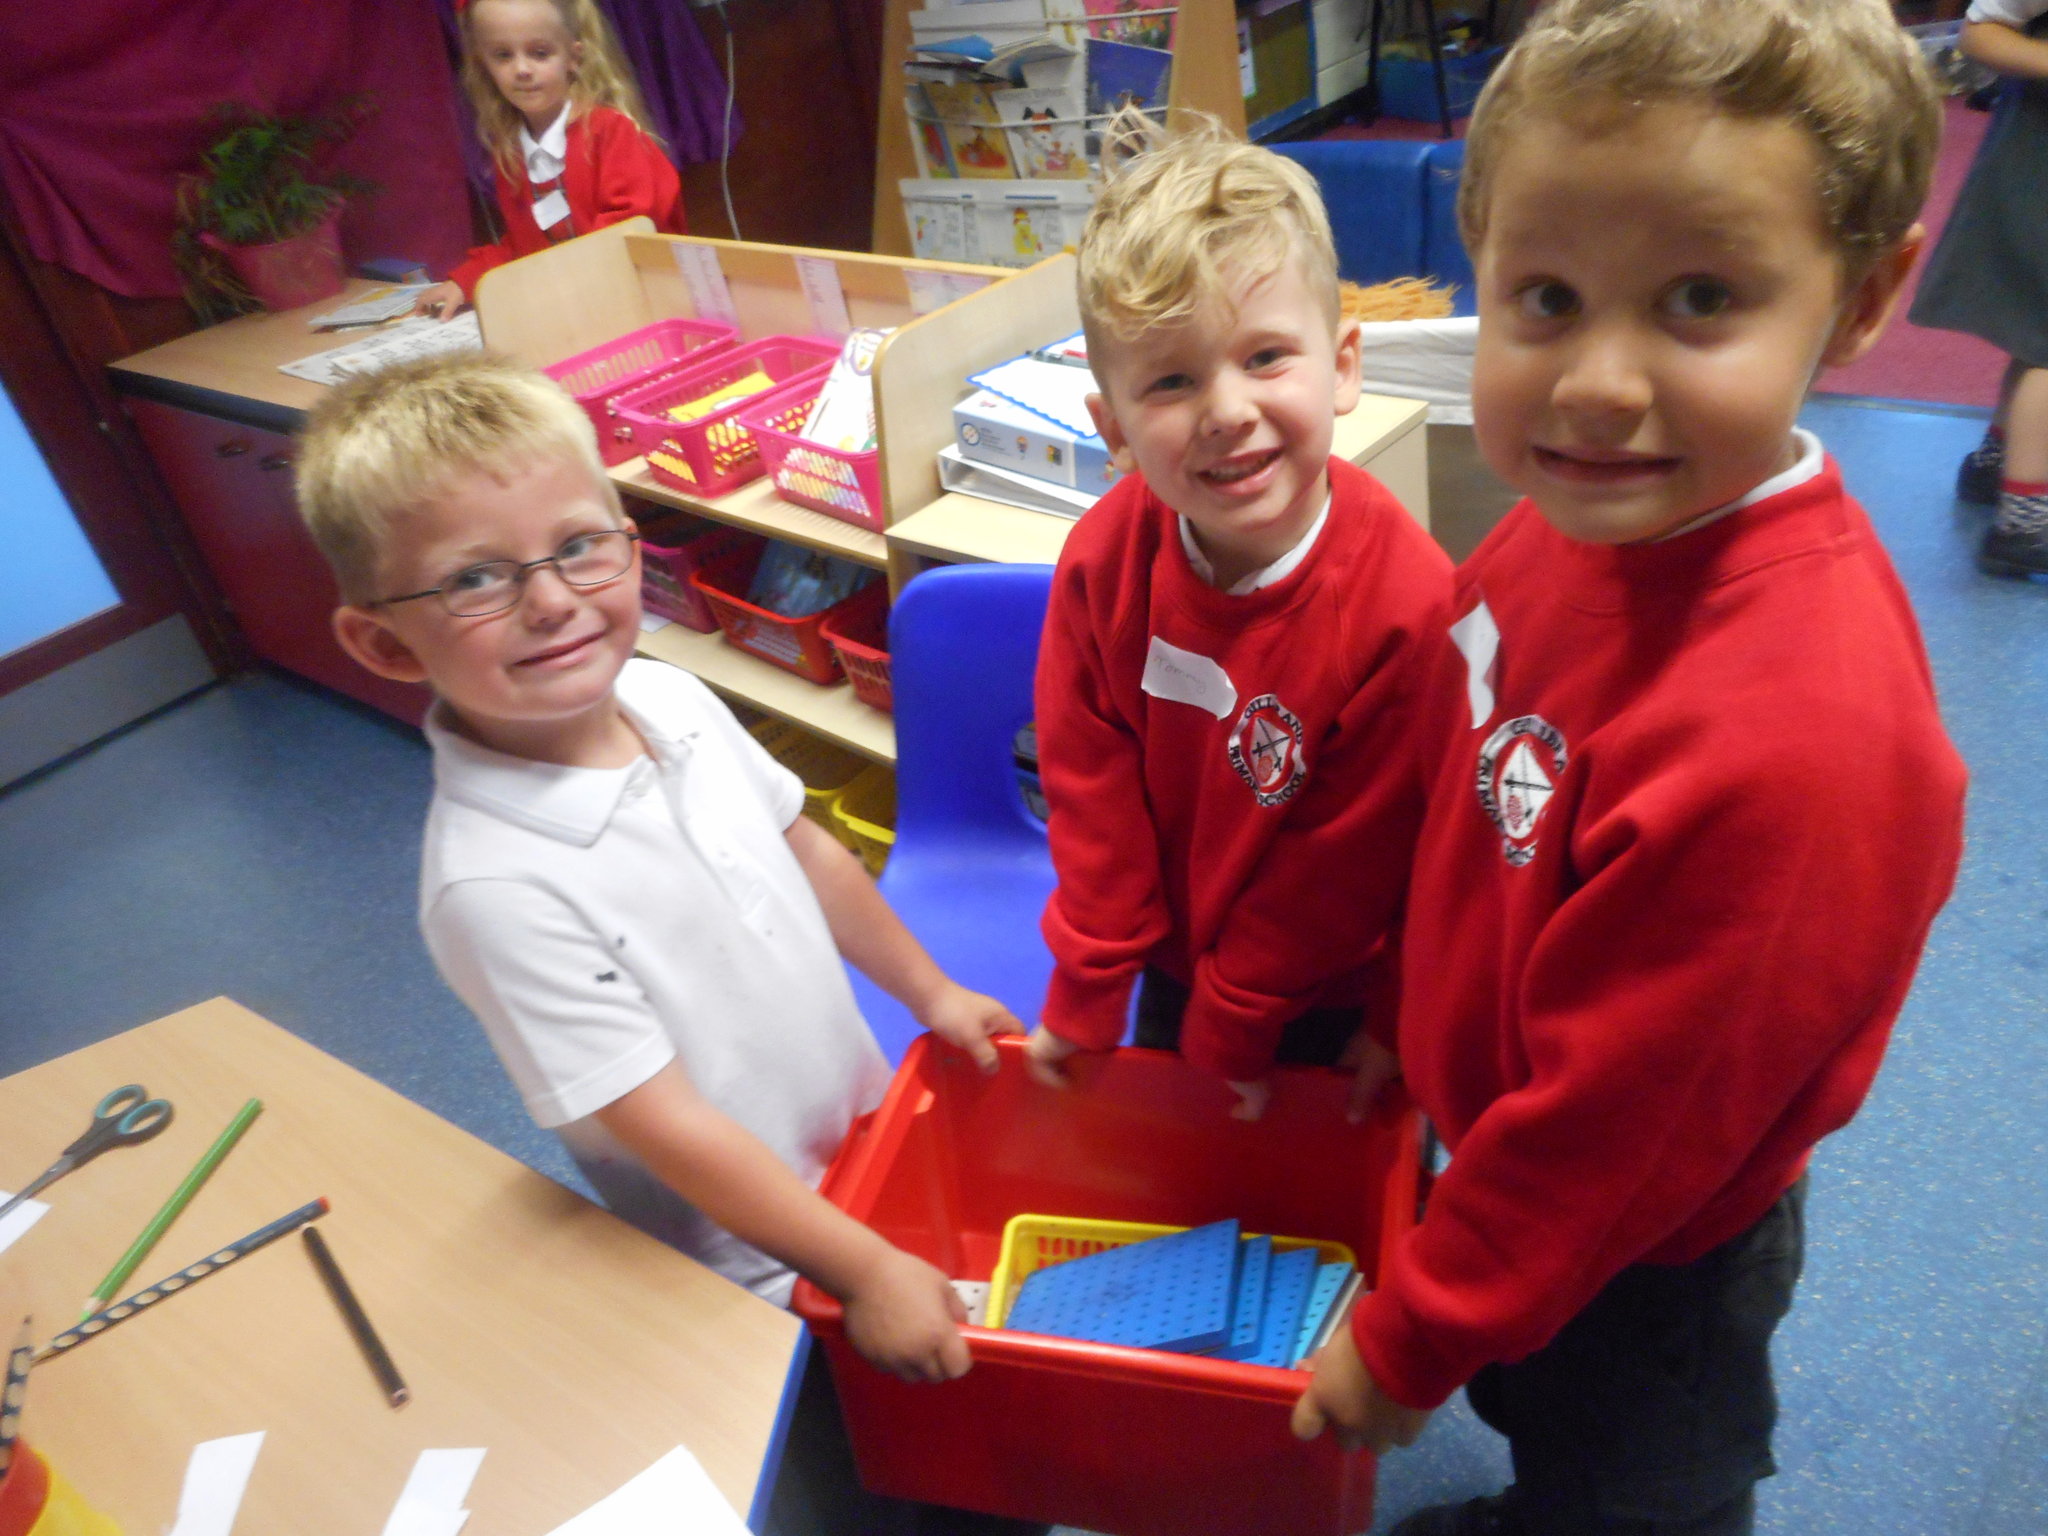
[0,999,802,1534]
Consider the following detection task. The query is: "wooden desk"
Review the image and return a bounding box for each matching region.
[0,999,801,1535]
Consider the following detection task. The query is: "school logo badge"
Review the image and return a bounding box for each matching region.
[1475,714,1567,866]
[1227,693,1308,807]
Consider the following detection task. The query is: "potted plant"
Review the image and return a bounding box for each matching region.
[172,98,376,323]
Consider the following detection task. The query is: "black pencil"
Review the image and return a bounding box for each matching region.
[301,1225,409,1408]
[0,1315,32,1480]
[33,1197,328,1364]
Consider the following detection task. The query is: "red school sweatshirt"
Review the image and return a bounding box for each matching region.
[1036,456,1452,1081]
[1352,459,1967,1410]
[449,107,686,300]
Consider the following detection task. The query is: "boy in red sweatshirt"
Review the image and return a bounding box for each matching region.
[1290,4,1969,1533]
[1020,118,1452,1115]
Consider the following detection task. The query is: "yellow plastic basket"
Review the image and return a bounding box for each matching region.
[748,718,868,850]
[831,764,896,875]
[987,1212,1357,1331]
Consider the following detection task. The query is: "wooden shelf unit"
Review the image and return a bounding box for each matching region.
[473,223,1431,766]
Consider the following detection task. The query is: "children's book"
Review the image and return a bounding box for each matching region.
[1081,0,1173,51]
[801,328,889,452]
[993,85,1091,179]
[906,82,960,177]
[1085,37,1173,117]
[920,80,1017,179]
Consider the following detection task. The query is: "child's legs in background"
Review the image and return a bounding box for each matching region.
[2001,365,2048,484]
[1463,1177,1807,1536]
[1132,965,1359,1065]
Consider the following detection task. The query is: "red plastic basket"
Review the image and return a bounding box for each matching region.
[636,520,761,631]
[688,544,876,685]
[792,1036,1424,1536]
[741,376,887,532]
[613,337,839,497]
[544,319,739,465]
[818,583,892,712]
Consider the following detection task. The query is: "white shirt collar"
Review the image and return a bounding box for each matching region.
[1654,429,1824,542]
[423,668,694,846]
[1179,491,1332,595]
[519,105,571,181]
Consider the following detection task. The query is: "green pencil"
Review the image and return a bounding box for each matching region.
[79,1097,263,1321]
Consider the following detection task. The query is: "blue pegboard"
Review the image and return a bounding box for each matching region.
[1245,1246,1319,1368]
[1004,1219,1242,1352]
[1214,1235,1273,1361]
[1292,1261,1355,1364]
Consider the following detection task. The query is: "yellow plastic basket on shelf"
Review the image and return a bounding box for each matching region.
[986,1212,1357,1330]
[831,765,896,876]
[747,718,869,851]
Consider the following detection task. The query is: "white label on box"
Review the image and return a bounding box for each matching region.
[796,256,854,339]
[671,244,740,328]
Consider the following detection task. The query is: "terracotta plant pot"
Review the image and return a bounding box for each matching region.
[200,207,345,312]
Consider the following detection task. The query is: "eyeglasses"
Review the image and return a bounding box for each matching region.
[377,529,641,618]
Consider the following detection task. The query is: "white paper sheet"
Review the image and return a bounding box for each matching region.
[543,1446,748,1536]
[0,1192,50,1255]
[168,1431,265,1536]
[380,1449,486,1536]
[279,313,483,387]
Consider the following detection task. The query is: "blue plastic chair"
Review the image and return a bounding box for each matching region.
[1271,140,1433,289]
[1421,140,1477,316]
[850,563,1058,1063]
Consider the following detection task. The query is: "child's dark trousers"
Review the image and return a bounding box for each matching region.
[1133,964,1360,1066]
[1466,1175,1808,1536]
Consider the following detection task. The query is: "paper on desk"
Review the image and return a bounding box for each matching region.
[542,1446,747,1536]
[168,1431,265,1536]
[381,1449,486,1536]
[279,313,484,387]
[0,1192,49,1254]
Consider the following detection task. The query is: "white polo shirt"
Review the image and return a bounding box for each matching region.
[419,659,891,1305]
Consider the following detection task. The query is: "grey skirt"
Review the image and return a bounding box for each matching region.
[1909,78,2048,368]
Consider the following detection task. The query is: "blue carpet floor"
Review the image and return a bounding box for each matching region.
[1,396,2041,1535]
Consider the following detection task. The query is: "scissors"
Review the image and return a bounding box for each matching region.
[0,1085,174,1219]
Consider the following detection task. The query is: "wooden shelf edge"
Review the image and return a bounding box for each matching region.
[636,623,896,765]
[613,461,891,570]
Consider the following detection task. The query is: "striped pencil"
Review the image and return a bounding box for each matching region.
[33,1198,328,1365]
[0,1316,32,1479]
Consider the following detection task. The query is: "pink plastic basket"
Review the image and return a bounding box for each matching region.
[742,377,887,533]
[545,319,739,466]
[637,521,762,631]
[614,337,839,498]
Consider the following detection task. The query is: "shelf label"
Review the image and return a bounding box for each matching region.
[796,256,854,339]
[671,244,740,328]
[905,268,994,316]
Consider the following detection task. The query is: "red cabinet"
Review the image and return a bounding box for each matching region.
[124,396,428,726]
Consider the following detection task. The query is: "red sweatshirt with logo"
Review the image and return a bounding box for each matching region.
[449,107,686,300]
[1351,460,1967,1409]
[1035,457,1452,1081]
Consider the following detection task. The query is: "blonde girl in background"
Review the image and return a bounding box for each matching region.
[414,0,687,320]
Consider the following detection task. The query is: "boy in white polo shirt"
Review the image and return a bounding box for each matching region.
[296,354,1019,1382]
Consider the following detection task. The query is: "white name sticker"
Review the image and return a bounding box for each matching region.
[1449,598,1500,729]
[1141,637,1238,720]
[531,188,570,231]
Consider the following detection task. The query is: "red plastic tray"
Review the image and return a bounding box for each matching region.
[792,1036,1423,1536]
[688,544,873,685]
[817,583,892,712]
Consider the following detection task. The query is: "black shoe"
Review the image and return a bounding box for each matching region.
[1978,521,2048,578]
[1957,447,2003,505]
[1386,1492,1524,1536]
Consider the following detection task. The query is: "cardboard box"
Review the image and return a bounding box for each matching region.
[953,386,1120,494]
